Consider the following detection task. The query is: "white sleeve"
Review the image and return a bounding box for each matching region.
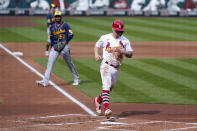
[96,35,104,48]
[125,40,133,52]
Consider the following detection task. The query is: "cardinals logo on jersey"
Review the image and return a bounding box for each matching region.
[119,41,125,48]
[105,42,114,53]
[105,41,125,53]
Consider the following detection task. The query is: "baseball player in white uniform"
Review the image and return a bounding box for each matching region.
[94,20,133,118]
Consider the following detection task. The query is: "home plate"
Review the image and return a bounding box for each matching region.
[100,121,127,125]
[12,52,23,56]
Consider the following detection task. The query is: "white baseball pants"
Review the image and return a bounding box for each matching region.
[100,61,120,91]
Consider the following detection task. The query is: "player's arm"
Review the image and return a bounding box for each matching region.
[124,40,133,58]
[66,29,73,43]
[46,17,51,27]
[94,36,104,62]
[94,45,102,62]
[49,26,55,44]
[62,24,73,45]
[47,19,51,25]
[67,24,74,40]
[113,47,132,58]
[114,40,133,58]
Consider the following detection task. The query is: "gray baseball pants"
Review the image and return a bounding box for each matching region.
[43,44,79,85]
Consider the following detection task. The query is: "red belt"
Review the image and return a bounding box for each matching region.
[105,61,120,69]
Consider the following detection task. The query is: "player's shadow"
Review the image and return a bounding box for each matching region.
[117,110,160,117]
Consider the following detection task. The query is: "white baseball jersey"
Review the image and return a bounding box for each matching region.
[96,33,133,91]
[96,33,133,66]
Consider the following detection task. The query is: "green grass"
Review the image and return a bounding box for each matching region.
[0,28,34,42]
[1,17,197,42]
[34,57,197,105]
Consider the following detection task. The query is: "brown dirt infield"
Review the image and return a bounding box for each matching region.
[1,42,197,131]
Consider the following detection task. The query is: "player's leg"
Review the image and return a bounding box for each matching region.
[101,90,111,118]
[94,63,109,115]
[43,47,59,85]
[94,95,102,115]
[36,47,59,86]
[101,64,119,118]
[110,69,120,92]
[100,63,113,118]
[61,44,80,85]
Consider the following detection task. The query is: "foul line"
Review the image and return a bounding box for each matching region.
[161,126,197,131]
[0,44,96,116]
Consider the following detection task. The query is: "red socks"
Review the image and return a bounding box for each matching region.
[101,90,110,112]
[97,95,102,104]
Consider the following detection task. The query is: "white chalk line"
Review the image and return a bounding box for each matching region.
[6,114,92,123]
[0,44,96,117]
[160,121,197,131]
[2,119,197,131]
[97,120,197,131]
[140,121,197,131]
[164,121,197,125]
[29,113,90,120]
[2,118,131,131]
[7,120,26,123]
[161,126,197,131]
[93,122,135,131]
[1,117,107,130]
[2,113,127,130]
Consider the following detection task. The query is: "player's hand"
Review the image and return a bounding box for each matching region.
[95,55,102,62]
[113,47,124,54]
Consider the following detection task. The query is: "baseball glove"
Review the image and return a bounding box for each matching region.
[113,47,124,61]
[53,41,65,52]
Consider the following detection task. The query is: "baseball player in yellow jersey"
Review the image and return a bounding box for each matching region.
[94,20,133,118]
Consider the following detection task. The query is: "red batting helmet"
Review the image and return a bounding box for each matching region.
[112,20,124,31]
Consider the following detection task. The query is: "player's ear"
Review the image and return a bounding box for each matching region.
[112,28,114,32]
